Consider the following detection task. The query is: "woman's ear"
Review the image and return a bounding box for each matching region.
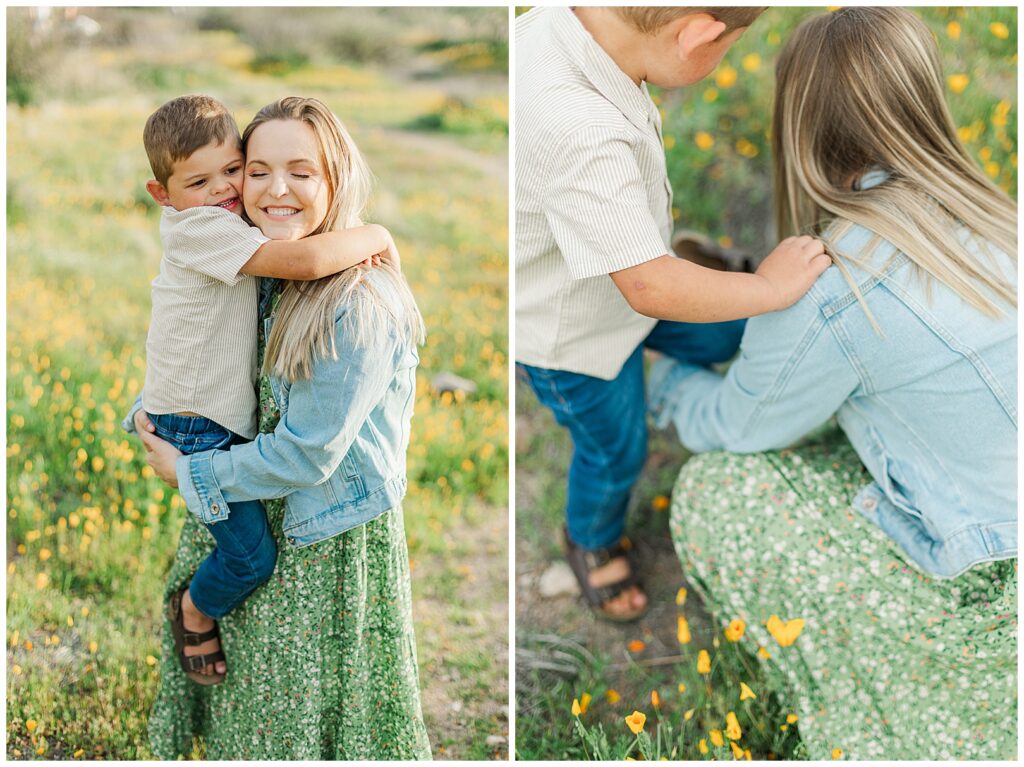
[146,179,171,207]
[673,13,728,58]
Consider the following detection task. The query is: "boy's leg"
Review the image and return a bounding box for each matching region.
[520,348,648,615]
[643,318,746,366]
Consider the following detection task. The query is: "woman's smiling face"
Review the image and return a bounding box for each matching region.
[243,119,330,241]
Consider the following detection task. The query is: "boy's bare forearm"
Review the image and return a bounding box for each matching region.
[239,225,393,281]
[611,256,776,322]
[611,236,829,322]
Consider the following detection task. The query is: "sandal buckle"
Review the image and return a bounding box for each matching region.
[185,654,208,671]
[182,632,204,646]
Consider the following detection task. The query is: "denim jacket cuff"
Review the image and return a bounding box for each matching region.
[646,357,704,429]
[177,452,231,525]
[121,394,144,435]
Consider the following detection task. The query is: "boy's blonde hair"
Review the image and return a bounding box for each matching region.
[772,7,1016,331]
[143,95,241,185]
[246,97,425,381]
[615,7,766,35]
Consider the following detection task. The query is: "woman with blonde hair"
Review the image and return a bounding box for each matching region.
[650,8,1016,759]
[135,97,431,759]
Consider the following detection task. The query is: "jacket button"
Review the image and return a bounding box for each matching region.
[210,503,220,515]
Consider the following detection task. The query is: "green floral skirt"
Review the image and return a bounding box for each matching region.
[148,500,431,760]
[669,427,1017,760]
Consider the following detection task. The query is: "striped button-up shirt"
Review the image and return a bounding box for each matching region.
[143,206,269,438]
[515,6,673,379]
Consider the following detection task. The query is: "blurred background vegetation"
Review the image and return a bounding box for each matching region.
[515,5,1016,761]
[7,6,508,761]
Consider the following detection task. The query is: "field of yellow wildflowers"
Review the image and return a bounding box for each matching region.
[515,6,1015,760]
[6,7,508,760]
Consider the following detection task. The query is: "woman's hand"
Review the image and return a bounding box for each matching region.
[137,425,183,488]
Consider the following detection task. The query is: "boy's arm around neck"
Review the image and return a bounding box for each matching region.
[238,224,398,281]
[611,235,830,322]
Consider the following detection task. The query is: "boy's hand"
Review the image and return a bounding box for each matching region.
[376,231,401,272]
[755,236,830,311]
[133,409,156,435]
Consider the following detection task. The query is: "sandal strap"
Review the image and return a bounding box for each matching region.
[182,627,219,646]
[184,649,226,672]
[563,527,643,609]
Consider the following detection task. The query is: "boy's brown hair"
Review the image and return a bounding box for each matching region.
[143,95,241,185]
[615,7,767,35]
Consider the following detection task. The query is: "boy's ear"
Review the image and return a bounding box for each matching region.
[146,179,171,207]
[673,13,728,58]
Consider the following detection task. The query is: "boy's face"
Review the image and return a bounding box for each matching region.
[147,140,244,214]
[649,24,748,89]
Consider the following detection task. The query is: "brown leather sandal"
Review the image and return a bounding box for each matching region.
[672,229,757,273]
[167,586,226,686]
[563,528,649,623]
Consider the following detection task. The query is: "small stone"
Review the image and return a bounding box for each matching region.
[486,735,508,746]
[538,562,580,598]
[450,699,464,713]
[432,372,477,396]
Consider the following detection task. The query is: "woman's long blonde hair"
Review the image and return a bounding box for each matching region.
[243,97,425,381]
[772,8,1016,330]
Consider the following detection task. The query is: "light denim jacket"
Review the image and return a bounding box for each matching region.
[648,174,1017,578]
[128,270,419,549]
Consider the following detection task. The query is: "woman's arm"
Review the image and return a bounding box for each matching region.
[238,224,400,280]
[171,292,409,522]
[647,289,861,453]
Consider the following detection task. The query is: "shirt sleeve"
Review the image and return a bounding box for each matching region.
[176,297,405,520]
[161,207,270,285]
[647,288,861,453]
[542,126,669,280]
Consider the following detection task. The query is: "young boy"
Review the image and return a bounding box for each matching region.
[516,8,830,620]
[132,95,397,683]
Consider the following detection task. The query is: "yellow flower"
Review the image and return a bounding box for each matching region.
[38,548,51,561]
[957,126,973,143]
[744,749,752,761]
[832,747,843,759]
[580,692,592,714]
[625,710,647,735]
[677,682,687,694]
[786,713,799,724]
[571,698,582,717]
[739,682,756,701]
[730,741,744,759]
[606,689,622,704]
[676,587,688,606]
[35,572,50,590]
[678,615,692,644]
[652,494,670,511]
[947,74,969,94]
[766,615,805,647]
[26,719,37,733]
[704,88,719,103]
[88,640,98,654]
[725,711,742,740]
[741,53,761,72]
[684,708,695,721]
[985,161,1000,178]
[697,649,711,674]
[73,749,85,758]
[780,724,789,732]
[698,739,709,754]
[724,618,746,642]
[980,147,993,161]
[663,135,676,151]
[710,729,724,747]
[947,20,961,40]
[650,689,660,707]
[628,639,646,653]
[735,139,759,159]
[716,65,738,89]
[990,22,1009,40]
[695,132,715,151]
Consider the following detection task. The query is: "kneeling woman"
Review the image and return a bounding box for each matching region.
[650,8,1016,760]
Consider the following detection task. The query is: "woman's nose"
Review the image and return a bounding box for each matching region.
[271,176,288,197]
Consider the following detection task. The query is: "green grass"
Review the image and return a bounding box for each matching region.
[6,8,507,761]
[514,6,1016,761]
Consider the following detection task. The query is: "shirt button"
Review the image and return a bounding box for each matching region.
[863,498,877,511]
[210,503,220,515]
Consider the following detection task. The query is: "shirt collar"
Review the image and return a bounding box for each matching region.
[549,7,656,133]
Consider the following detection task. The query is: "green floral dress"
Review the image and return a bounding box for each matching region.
[670,426,1016,760]
[148,287,431,760]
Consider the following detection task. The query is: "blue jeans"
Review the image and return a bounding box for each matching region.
[148,412,277,619]
[518,318,745,550]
